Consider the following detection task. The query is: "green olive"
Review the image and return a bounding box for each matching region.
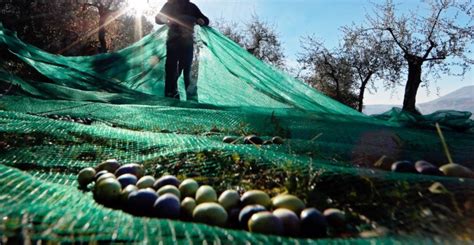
[218,190,240,210]
[241,190,271,208]
[95,178,121,202]
[248,212,284,235]
[440,163,473,178]
[272,194,305,214]
[195,185,217,204]
[179,179,199,198]
[193,203,228,227]
[157,185,181,199]
[136,176,155,189]
[77,167,96,187]
[181,197,197,217]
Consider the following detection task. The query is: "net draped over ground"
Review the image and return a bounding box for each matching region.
[0,23,473,243]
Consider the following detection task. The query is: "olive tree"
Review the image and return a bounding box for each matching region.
[341,24,403,112]
[298,28,403,112]
[0,1,81,54]
[367,0,474,114]
[298,37,359,109]
[245,16,286,68]
[213,19,246,46]
[82,0,128,53]
[214,16,286,69]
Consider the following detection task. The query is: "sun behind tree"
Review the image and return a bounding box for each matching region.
[127,0,150,17]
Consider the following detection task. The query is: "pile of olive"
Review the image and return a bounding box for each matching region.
[223,135,285,146]
[77,159,349,238]
[391,160,473,178]
[47,114,93,125]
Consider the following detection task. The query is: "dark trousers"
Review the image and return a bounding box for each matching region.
[165,41,194,98]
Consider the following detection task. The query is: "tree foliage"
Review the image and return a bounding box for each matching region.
[341,24,404,112]
[82,0,127,53]
[213,19,245,46]
[0,0,153,85]
[0,1,82,54]
[298,0,473,113]
[0,0,153,55]
[298,37,359,109]
[214,16,286,68]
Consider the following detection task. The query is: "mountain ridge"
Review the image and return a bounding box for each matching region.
[363,86,474,117]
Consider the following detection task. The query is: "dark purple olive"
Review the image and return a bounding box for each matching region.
[227,208,241,228]
[153,193,181,219]
[127,189,158,216]
[300,208,327,238]
[271,136,284,145]
[415,160,434,169]
[115,163,145,178]
[153,175,181,190]
[223,136,237,144]
[323,208,346,228]
[391,161,417,173]
[415,160,444,176]
[244,135,263,145]
[0,141,8,150]
[96,159,121,173]
[273,208,301,237]
[238,205,266,229]
[117,174,138,188]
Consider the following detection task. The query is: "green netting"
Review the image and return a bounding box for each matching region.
[1,22,474,244]
[373,107,474,132]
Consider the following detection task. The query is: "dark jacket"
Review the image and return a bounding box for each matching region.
[156,0,209,43]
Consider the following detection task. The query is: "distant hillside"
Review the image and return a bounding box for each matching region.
[364,86,474,117]
[363,104,396,116]
[418,85,474,114]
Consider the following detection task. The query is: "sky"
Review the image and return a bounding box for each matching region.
[142,0,473,105]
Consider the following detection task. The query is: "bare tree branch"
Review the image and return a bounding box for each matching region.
[425,56,447,61]
[386,27,409,55]
[423,40,437,60]
[426,2,445,42]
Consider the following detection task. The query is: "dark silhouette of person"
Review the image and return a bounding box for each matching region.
[155,0,209,100]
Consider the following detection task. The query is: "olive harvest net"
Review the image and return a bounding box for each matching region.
[0,23,474,244]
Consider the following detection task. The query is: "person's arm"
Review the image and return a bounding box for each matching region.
[191,3,209,26]
[155,3,170,25]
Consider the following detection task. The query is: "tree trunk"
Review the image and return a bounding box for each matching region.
[357,78,369,112]
[98,9,108,53]
[402,57,423,114]
[335,80,341,101]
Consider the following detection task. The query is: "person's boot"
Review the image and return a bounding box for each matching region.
[186,85,198,102]
[165,92,180,100]
[187,93,198,102]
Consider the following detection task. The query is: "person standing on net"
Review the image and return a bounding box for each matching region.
[155,0,209,100]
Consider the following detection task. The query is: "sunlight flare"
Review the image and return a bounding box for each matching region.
[128,0,150,17]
